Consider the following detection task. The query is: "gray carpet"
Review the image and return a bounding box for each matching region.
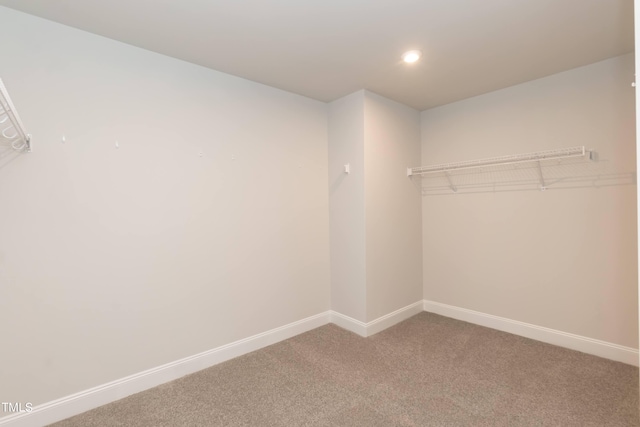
[51,313,639,426]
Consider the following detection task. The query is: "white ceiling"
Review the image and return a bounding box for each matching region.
[0,0,633,110]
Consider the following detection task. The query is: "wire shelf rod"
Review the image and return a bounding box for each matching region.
[408,146,587,176]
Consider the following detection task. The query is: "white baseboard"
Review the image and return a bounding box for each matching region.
[331,300,424,337]
[0,311,331,427]
[330,311,368,336]
[366,301,424,336]
[423,300,639,367]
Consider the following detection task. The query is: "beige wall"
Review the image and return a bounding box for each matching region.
[328,91,367,321]
[636,0,640,368]
[329,90,422,323]
[364,91,422,321]
[0,7,330,409]
[421,54,638,347]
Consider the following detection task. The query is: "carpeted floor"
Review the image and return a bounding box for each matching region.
[51,312,639,426]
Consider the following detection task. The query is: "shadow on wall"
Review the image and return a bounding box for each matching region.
[419,155,636,196]
[0,143,25,170]
[329,170,348,195]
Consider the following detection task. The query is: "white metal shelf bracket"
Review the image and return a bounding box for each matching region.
[536,161,546,190]
[444,171,457,193]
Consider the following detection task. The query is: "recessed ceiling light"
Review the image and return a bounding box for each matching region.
[402,50,422,63]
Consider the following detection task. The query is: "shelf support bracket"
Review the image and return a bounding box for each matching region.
[537,161,546,191]
[444,171,457,193]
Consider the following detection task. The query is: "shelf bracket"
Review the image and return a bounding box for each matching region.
[537,161,546,191]
[444,171,457,193]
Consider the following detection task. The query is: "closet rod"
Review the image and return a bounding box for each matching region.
[0,78,31,152]
[407,146,588,177]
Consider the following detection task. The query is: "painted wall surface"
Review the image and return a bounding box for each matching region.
[364,92,422,321]
[329,90,422,323]
[636,0,640,372]
[421,54,638,348]
[328,91,367,322]
[0,7,330,409]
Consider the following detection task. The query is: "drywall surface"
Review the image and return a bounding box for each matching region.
[0,6,330,410]
[635,0,640,368]
[364,92,422,321]
[421,54,638,348]
[328,90,423,323]
[328,91,367,322]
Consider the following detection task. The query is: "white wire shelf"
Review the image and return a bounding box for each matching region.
[408,146,588,177]
[408,146,595,193]
[0,78,31,152]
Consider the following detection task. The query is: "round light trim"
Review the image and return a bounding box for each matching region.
[402,50,422,63]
